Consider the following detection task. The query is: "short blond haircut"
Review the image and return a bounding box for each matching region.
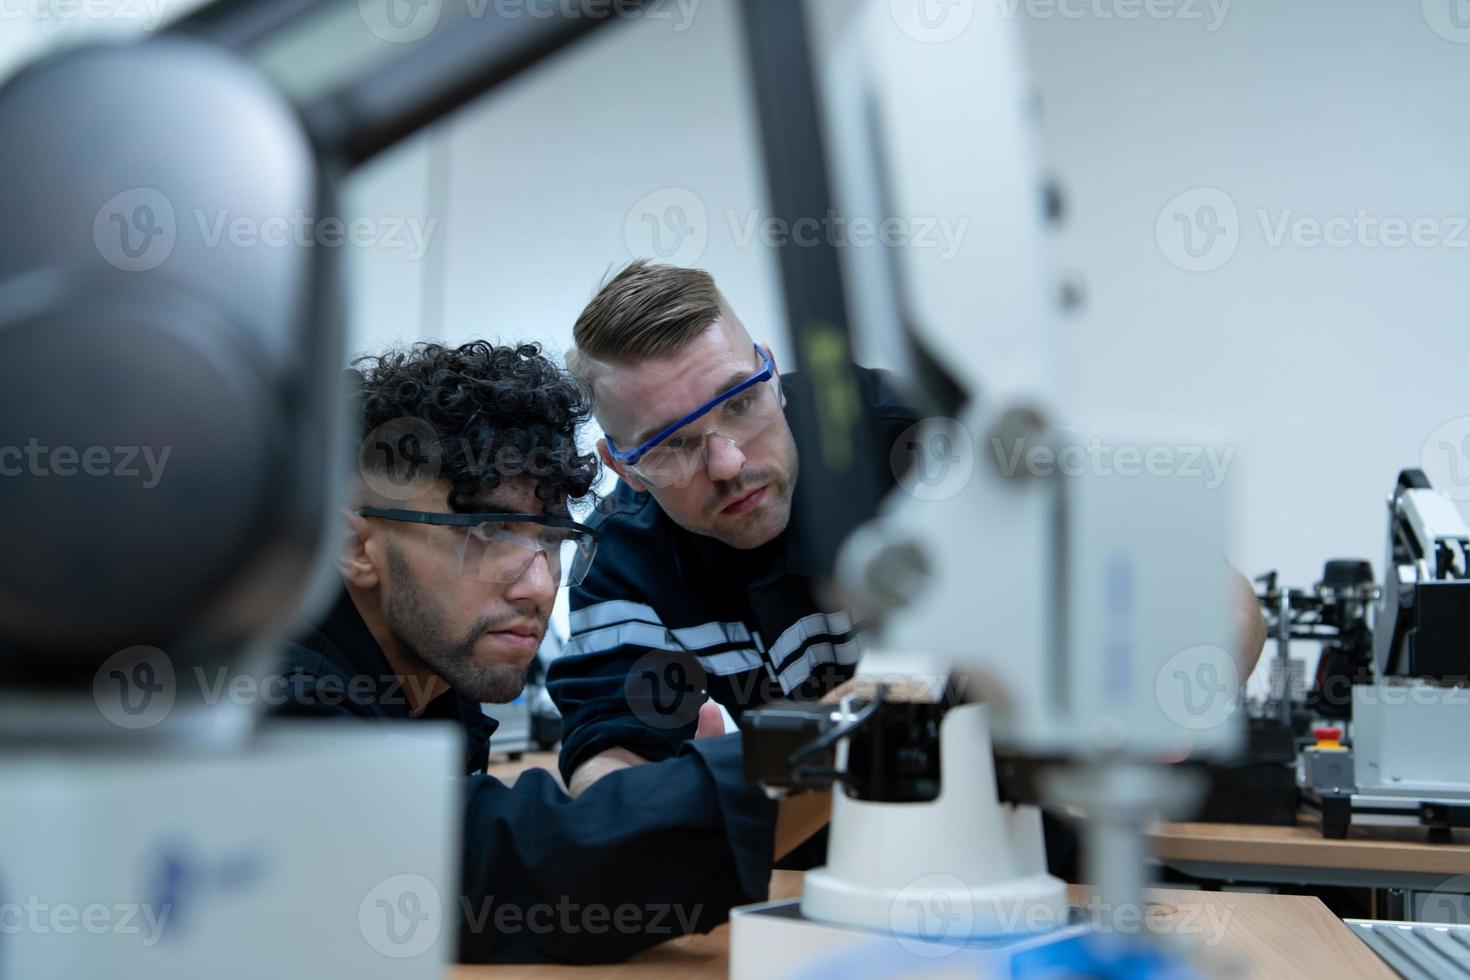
[567,260,721,378]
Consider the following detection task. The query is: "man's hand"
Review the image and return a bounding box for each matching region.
[566,701,727,797]
[566,746,650,798]
[821,678,857,704]
[1230,565,1268,679]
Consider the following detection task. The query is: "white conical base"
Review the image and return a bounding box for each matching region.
[800,702,1069,939]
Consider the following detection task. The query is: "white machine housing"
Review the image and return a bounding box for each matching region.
[1372,485,1470,677]
[0,725,459,980]
[848,0,1241,758]
[1353,682,1470,810]
[730,0,1243,964]
[1350,480,1470,818]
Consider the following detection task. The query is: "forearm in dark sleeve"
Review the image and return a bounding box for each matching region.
[547,649,699,783]
[455,733,776,964]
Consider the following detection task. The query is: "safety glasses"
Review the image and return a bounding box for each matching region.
[604,344,782,489]
[356,508,600,588]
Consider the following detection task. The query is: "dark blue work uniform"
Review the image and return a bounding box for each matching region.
[274,590,778,964]
[547,367,919,783]
[547,369,1080,880]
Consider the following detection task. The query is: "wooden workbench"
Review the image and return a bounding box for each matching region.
[464,756,1394,978]
[1150,814,1470,877]
[449,870,1392,979]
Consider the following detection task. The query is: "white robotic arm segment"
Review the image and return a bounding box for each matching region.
[850,1,1240,764]
[866,0,1060,409]
[786,1,1242,951]
[1400,487,1470,580]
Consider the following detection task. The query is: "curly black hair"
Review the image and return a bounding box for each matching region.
[350,341,599,512]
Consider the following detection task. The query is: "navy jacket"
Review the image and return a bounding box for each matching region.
[273,590,778,963]
[548,367,919,784]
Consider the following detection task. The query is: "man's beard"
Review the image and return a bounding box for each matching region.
[704,465,784,519]
[698,435,800,549]
[385,547,542,705]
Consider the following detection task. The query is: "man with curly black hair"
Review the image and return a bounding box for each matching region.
[272,340,828,963]
[325,339,603,737]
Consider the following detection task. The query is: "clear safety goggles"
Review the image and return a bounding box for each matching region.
[356,507,599,588]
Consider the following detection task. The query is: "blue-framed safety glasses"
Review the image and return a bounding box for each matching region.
[604,344,782,488]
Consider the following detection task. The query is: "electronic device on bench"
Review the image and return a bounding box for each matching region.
[1301,469,1470,839]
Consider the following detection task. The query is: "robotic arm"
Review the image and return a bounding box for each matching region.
[1373,468,1470,680]
[745,0,1242,954]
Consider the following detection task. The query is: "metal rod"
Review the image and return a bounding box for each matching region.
[166,0,323,49]
[738,0,882,578]
[172,0,640,171]
[303,5,636,169]
[1277,588,1293,727]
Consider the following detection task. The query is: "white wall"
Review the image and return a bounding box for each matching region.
[344,0,785,370]
[341,0,792,636]
[13,2,1463,681]
[1017,0,1470,594]
[342,0,1470,682]
[0,0,206,83]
